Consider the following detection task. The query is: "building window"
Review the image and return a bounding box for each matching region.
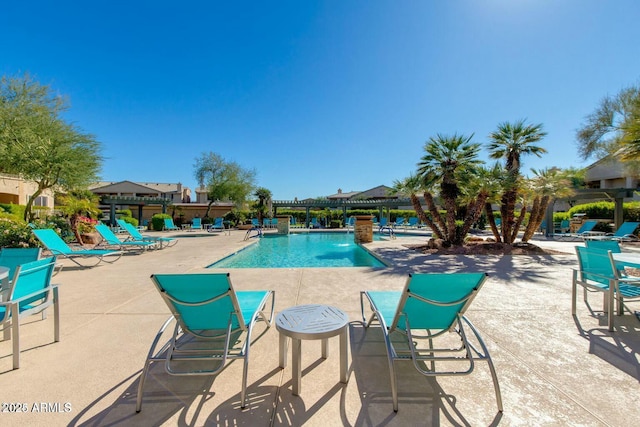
[34,196,48,207]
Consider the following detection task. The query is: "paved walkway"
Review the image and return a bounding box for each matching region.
[1,230,639,426]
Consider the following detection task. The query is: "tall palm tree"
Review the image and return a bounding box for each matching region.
[417,134,483,245]
[253,187,272,222]
[392,174,445,240]
[461,163,504,242]
[520,167,578,242]
[488,120,547,244]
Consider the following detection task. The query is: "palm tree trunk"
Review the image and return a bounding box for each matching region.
[423,192,447,239]
[511,204,527,243]
[410,193,444,240]
[458,193,488,244]
[485,203,502,243]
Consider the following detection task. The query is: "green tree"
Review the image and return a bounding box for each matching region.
[0,74,102,221]
[392,174,445,240]
[576,85,640,161]
[57,190,102,244]
[252,187,272,222]
[416,134,483,245]
[488,120,547,244]
[194,152,256,218]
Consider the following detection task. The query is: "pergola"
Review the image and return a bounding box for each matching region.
[544,188,636,237]
[100,196,171,226]
[272,198,414,227]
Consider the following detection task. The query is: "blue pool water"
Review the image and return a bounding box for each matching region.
[209,233,386,268]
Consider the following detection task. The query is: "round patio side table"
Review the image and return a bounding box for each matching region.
[276,304,349,396]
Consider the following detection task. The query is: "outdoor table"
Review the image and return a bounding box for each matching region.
[612,253,640,269]
[276,304,349,396]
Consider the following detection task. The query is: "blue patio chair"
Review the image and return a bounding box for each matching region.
[0,248,42,280]
[584,239,621,253]
[584,221,640,242]
[556,220,599,240]
[311,217,320,228]
[271,218,278,228]
[163,218,179,231]
[94,224,157,251]
[406,217,419,228]
[191,218,203,231]
[117,220,178,248]
[360,272,502,413]
[251,218,261,228]
[393,217,406,229]
[208,217,225,232]
[135,273,275,412]
[378,217,388,230]
[0,257,59,369]
[32,229,122,267]
[573,246,640,331]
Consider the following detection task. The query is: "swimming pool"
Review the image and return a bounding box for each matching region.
[209,233,386,268]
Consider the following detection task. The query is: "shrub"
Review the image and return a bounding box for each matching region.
[151,213,171,231]
[116,209,132,217]
[119,216,139,227]
[0,217,39,248]
[329,220,341,229]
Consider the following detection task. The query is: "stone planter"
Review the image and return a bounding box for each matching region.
[354,215,373,243]
[80,232,101,245]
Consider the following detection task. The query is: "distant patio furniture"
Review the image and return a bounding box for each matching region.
[584,239,621,253]
[207,217,225,232]
[94,224,156,251]
[360,272,502,412]
[583,221,640,242]
[407,217,419,228]
[191,218,203,231]
[163,218,179,231]
[556,220,600,240]
[117,220,178,249]
[135,273,275,412]
[32,229,122,267]
[0,257,59,369]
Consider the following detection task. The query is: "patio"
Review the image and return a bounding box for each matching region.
[1,230,639,426]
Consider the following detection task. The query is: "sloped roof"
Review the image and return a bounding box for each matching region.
[327,190,361,199]
[90,181,182,194]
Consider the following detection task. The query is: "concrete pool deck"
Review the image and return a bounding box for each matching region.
[1,229,639,426]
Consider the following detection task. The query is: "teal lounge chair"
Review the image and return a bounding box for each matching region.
[0,257,59,369]
[0,248,42,280]
[191,218,203,231]
[556,220,599,240]
[94,224,157,251]
[32,229,122,267]
[208,217,225,232]
[135,273,275,412]
[117,219,177,248]
[584,221,640,242]
[360,273,502,413]
[163,218,179,231]
[407,217,419,228]
[360,273,502,412]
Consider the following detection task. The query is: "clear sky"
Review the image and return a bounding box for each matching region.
[2,1,639,201]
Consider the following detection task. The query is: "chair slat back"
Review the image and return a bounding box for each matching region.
[391,273,487,331]
[95,224,121,245]
[117,219,144,239]
[32,229,72,255]
[192,218,202,228]
[10,257,56,309]
[575,247,614,285]
[0,248,41,278]
[151,273,244,332]
[585,240,621,253]
[576,220,598,234]
[614,222,640,237]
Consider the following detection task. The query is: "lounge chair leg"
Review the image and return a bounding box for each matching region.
[12,304,20,369]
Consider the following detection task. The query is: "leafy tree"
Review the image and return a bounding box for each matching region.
[487,120,547,244]
[194,152,256,218]
[0,74,102,221]
[576,85,640,161]
[416,134,483,246]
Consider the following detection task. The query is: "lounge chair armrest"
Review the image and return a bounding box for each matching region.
[8,284,58,304]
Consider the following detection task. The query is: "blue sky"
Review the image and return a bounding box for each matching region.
[2,1,639,200]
